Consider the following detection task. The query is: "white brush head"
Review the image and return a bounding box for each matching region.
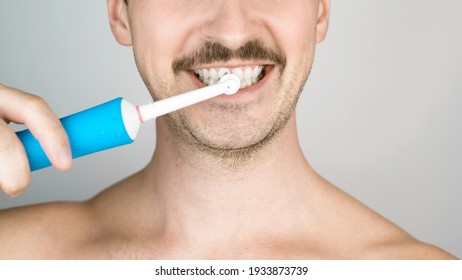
[220,74,241,95]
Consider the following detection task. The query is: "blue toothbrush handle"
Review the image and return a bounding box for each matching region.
[16,97,136,171]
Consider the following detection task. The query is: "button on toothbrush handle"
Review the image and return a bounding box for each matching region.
[16,98,137,171]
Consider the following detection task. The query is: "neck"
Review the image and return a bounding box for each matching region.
[138,114,322,250]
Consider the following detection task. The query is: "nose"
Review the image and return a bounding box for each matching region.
[199,1,261,50]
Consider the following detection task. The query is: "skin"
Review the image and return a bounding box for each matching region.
[0,0,457,259]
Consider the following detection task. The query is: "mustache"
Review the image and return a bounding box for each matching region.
[172,39,286,74]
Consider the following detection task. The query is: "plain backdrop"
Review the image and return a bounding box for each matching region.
[1,1,461,258]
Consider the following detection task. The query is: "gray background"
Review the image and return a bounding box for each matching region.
[1,1,461,257]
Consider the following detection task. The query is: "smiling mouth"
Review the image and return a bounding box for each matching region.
[193,65,267,89]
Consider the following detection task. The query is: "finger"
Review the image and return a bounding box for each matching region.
[0,86,72,170]
[0,119,31,196]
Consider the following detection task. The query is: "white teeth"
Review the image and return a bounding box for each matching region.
[194,66,265,89]
[244,67,252,88]
[231,67,243,77]
[218,68,230,77]
[231,68,245,89]
[252,66,263,84]
[203,69,210,81]
[209,68,218,83]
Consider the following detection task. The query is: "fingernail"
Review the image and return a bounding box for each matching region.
[58,147,73,168]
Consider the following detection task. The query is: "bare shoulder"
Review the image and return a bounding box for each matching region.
[315,179,458,260]
[350,207,457,260]
[0,202,95,259]
[350,210,458,259]
[364,235,458,260]
[0,174,146,260]
[348,206,458,259]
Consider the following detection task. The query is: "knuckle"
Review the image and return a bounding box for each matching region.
[21,95,59,130]
[23,94,48,112]
[49,121,67,137]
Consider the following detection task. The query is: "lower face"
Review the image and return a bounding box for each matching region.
[128,1,318,160]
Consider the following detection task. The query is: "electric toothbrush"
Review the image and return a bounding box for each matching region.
[16,74,241,171]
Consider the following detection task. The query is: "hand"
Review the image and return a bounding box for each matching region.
[0,84,72,196]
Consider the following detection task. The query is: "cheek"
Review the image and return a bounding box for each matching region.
[266,6,318,67]
[265,9,318,108]
[130,6,195,80]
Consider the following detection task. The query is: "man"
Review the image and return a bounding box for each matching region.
[0,0,456,259]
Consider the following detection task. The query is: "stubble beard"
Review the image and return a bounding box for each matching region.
[162,65,310,169]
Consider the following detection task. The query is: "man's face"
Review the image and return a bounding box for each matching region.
[111,0,328,158]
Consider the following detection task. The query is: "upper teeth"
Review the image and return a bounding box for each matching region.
[194,66,264,89]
